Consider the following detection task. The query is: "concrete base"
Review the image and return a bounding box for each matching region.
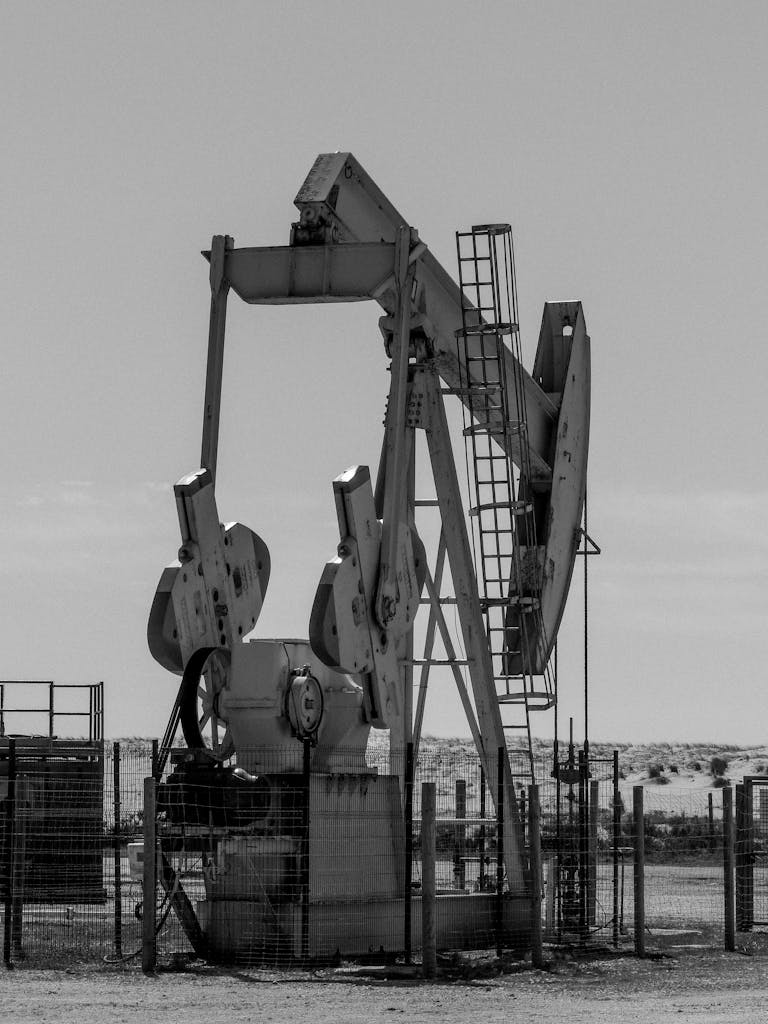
[200,893,531,963]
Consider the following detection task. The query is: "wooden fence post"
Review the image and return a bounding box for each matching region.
[633,786,645,958]
[421,782,437,979]
[723,786,735,952]
[142,776,157,974]
[528,784,544,968]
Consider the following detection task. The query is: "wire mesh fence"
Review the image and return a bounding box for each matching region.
[1,740,152,966]
[2,738,765,968]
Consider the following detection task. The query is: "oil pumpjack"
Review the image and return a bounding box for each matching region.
[147,153,590,960]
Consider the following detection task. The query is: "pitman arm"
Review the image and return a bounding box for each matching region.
[309,465,425,729]
[147,468,271,673]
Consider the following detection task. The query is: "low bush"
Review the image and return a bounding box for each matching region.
[710,755,729,778]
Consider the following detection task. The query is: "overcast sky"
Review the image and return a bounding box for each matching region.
[0,2,766,744]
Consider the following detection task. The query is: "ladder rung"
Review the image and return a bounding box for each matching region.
[456,322,518,338]
[481,597,540,610]
[470,501,533,516]
[407,658,470,666]
[442,385,501,396]
[463,422,524,437]
[499,695,555,709]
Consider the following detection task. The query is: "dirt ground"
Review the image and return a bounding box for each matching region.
[1,950,767,1024]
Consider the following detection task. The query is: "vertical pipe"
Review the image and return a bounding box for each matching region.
[723,786,735,952]
[142,776,157,974]
[583,488,588,749]
[612,750,620,948]
[404,742,414,963]
[421,782,437,979]
[455,779,466,890]
[633,786,645,958]
[528,784,543,968]
[301,738,311,962]
[48,681,55,738]
[151,739,159,782]
[496,746,504,958]
[113,742,122,958]
[3,739,16,966]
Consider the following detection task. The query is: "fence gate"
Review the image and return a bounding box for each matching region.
[736,775,768,931]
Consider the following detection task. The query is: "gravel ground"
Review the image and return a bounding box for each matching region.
[2,949,768,1024]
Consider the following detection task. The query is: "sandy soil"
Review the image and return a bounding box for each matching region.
[2,951,767,1024]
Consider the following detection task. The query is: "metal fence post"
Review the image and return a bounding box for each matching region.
[612,750,620,947]
[404,742,414,963]
[113,742,122,958]
[633,786,645,958]
[528,784,543,968]
[496,746,504,958]
[142,776,157,973]
[3,738,16,966]
[723,786,735,952]
[421,781,437,979]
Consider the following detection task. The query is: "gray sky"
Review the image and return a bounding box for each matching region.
[0,2,765,743]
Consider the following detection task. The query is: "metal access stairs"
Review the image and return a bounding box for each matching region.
[455,225,555,774]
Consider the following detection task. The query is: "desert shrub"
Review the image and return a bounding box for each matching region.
[710,755,729,778]
[647,763,664,779]
[688,761,702,772]
[712,775,729,788]
[669,764,679,774]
